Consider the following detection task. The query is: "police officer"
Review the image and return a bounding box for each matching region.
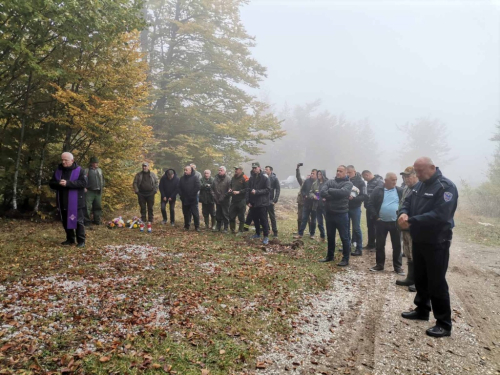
[398,157,458,338]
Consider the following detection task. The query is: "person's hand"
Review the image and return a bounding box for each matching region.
[247,203,252,208]
[348,195,353,200]
[296,164,301,169]
[168,197,172,201]
[233,190,239,195]
[228,189,233,193]
[84,188,87,193]
[322,198,326,202]
[272,201,276,205]
[163,197,167,202]
[398,214,410,229]
[59,179,67,187]
[251,189,256,194]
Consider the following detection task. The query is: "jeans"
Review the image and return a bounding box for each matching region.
[161,199,176,223]
[325,211,350,261]
[348,207,362,251]
[317,206,326,239]
[413,240,452,331]
[298,204,316,236]
[375,220,402,269]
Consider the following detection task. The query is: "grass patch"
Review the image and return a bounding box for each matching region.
[0,194,348,374]
[454,206,500,247]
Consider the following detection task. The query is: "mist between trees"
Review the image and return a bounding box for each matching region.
[0,0,498,217]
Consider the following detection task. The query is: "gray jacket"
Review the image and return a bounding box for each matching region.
[133,171,159,194]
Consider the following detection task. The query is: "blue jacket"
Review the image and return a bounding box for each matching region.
[399,168,458,243]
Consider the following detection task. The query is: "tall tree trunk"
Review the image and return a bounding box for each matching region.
[12,71,33,210]
[33,122,51,213]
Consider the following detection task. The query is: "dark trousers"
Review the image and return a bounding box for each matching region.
[413,241,452,331]
[325,211,350,261]
[252,206,269,237]
[348,207,363,251]
[229,200,246,232]
[366,210,377,247]
[62,208,85,244]
[375,220,402,269]
[267,203,278,234]
[298,204,316,236]
[182,204,200,229]
[138,193,155,223]
[215,199,230,229]
[161,199,176,223]
[317,206,326,239]
[84,190,102,225]
[201,203,215,227]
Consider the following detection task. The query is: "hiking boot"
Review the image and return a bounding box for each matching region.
[370,265,384,272]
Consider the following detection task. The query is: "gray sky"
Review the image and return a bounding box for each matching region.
[241,0,500,184]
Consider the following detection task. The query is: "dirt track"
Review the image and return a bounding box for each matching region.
[257,236,500,374]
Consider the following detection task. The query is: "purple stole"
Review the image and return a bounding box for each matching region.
[55,166,81,229]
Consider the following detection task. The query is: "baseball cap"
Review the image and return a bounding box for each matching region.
[400,166,415,175]
[234,166,243,170]
[142,162,149,167]
[251,162,260,168]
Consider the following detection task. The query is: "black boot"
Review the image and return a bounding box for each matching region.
[396,260,415,286]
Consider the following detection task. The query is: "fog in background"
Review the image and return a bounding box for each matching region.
[241,0,500,185]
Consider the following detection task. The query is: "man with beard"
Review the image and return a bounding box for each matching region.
[347,165,367,256]
[319,165,353,266]
[133,162,159,223]
[211,166,231,232]
[179,166,201,231]
[246,162,271,245]
[159,168,179,226]
[49,152,87,247]
[229,166,248,235]
[199,169,216,230]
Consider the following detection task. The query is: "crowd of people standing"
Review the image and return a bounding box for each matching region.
[50,153,458,338]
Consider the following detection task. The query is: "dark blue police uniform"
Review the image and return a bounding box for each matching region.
[399,167,458,333]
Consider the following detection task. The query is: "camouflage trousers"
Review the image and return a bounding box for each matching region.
[402,231,413,262]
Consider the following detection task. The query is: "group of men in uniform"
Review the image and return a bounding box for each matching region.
[51,153,458,338]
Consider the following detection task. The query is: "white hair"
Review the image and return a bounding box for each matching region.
[190,163,197,169]
[61,152,74,160]
[219,166,226,172]
[204,169,211,175]
[385,172,397,179]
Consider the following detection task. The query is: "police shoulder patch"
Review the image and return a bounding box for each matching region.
[444,192,453,202]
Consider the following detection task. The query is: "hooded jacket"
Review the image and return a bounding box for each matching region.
[199,175,215,204]
[320,176,353,214]
[49,162,87,209]
[211,173,231,204]
[268,172,281,203]
[246,170,270,208]
[179,168,201,205]
[364,174,384,208]
[399,168,458,244]
[159,169,179,201]
[230,173,248,203]
[349,172,368,209]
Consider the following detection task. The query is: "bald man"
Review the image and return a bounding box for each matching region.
[49,152,87,247]
[398,157,458,338]
[366,172,404,274]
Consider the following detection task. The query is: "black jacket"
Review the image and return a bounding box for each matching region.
[178,168,201,206]
[316,170,329,209]
[349,172,367,209]
[246,171,270,208]
[268,172,281,203]
[364,174,384,208]
[367,186,403,220]
[320,177,353,214]
[159,169,179,201]
[300,177,316,207]
[199,176,215,204]
[399,168,458,244]
[49,162,87,209]
[230,173,248,203]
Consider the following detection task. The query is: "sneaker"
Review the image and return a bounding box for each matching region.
[337,259,349,267]
[272,233,278,238]
[320,237,326,242]
[310,235,316,240]
[222,229,229,234]
[251,234,261,239]
[352,242,357,248]
[370,265,384,272]
[162,220,167,224]
[263,237,269,245]
[171,223,175,227]
[293,235,303,239]
[195,227,201,232]
[395,268,405,276]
